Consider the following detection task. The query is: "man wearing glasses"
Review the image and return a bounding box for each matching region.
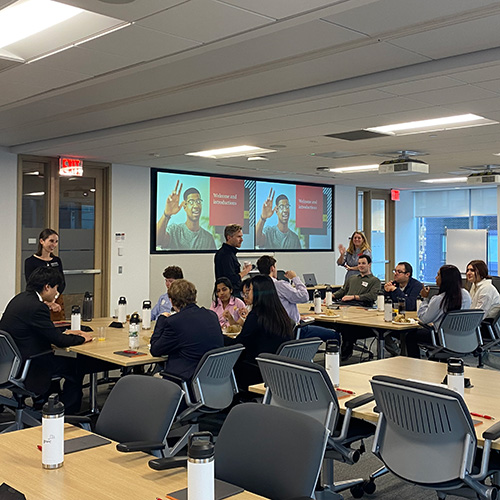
[256,189,301,249]
[156,181,216,250]
[384,262,423,311]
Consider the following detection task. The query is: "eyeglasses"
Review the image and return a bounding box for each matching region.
[186,199,203,207]
[277,204,290,211]
[393,269,407,275]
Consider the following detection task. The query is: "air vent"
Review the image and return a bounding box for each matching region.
[324,130,387,141]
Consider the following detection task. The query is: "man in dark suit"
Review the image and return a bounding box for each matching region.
[0,267,93,413]
[151,279,224,382]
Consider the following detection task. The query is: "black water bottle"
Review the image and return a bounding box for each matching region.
[82,291,93,322]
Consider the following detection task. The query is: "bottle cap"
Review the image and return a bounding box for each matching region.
[142,300,151,309]
[43,393,64,416]
[130,312,140,324]
[326,339,339,353]
[84,291,93,298]
[71,305,80,314]
[447,357,464,374]
[188,432,214,459]
[118,296,127,305]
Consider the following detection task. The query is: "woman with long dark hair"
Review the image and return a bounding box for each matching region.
[406,264,471,358]
[466,259,500,318]
[24,228,66,320]
[210,277,246,328]
[227,274,294,387]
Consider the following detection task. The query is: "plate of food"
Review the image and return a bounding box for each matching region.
[392,315,418,324]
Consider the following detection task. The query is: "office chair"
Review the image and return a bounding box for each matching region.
[424,309,484,362]
[161,344,244,447]
[276,337,322,362]
[150,403,329,500]
[68,374,186,458]
[370,375,500,500]
[479,308,500,367]
[256,353,376,499]
[0,330,46,433]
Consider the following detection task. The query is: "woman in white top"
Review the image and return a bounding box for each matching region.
[406,265,471,358]
[466,259,500,319]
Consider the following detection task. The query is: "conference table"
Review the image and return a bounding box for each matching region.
[61,317,165,412]
[0,424,263,500]
[249,357,500,449]
[298,303,421,359]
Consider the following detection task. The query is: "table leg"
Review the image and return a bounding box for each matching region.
[89,372,99,414]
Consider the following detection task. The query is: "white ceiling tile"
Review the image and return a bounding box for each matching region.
[81,24,200,63]
[379,76,466,96]
[219,0,350,19]
[58,0,186,22]
[450,64,500,84]
[323,0,497,37]
[405,85,499,106]
[137,0,273,43]
[388,14,500,60]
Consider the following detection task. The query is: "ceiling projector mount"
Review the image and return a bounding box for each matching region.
[378,151,429,175]
[467,166,500,185]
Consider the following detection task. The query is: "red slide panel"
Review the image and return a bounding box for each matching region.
[209,177,245,226]
[295,185,323,228]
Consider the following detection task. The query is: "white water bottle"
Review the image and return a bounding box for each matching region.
[377,292,385,312]
[128,312,140,350]
[384,299,392,322]
[188,432,214,500]
[325,340,340,387]
[117,296,127,323]
[42,394,64,469]
[71,305,81,330]
[314,290,322,314]
[325,288,333,306]
[416,298,423,311]
[142,300,151,330]
[447,358,464,397]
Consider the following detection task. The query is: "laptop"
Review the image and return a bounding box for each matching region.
[303,273,317,286]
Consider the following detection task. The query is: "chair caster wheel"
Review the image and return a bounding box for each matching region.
[350,484,364,498]
[363,480,376,495]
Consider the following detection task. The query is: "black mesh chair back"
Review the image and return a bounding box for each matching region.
[276,337,322,362]
[371,375,477,485]
[437,309,484,354]
[190,344,244,410]
[215,403,328,500]
[95,375,183,446]
[0,331,22,387]
[256,353,339,434]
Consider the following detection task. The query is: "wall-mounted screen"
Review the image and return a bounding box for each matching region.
[151,169,333,253]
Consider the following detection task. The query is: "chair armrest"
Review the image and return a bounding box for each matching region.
[65,415,92,426]
[344,393,374,409]
[482,421,500,441]
[149,456,188,470]
[28,350,54,360]
[116,441,165,453]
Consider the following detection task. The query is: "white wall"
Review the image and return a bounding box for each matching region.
[395,191,418,272]
[149,184,357,308]
[109,164,151,316]
[0,152,18,313]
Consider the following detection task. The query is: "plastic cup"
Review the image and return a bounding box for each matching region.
[97,326,106,341]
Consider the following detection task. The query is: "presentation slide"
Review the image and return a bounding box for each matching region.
[152,169,332,253]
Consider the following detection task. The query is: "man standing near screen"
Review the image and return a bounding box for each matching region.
[256,188,301,249]
[156,180,216,250]
[214,224,252,297]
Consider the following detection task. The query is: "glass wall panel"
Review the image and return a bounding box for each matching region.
[371,198,386,280]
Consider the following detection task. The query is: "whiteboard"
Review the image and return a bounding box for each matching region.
[446,229,487,272]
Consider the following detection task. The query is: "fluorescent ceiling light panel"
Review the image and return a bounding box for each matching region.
[326,164,379,173]
[186,145,276,159]
[366,114,497,136]
[420,177,468,184]
[0,0,82,49]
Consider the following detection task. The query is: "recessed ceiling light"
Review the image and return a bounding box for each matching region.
[493,153,500,157]
[366,114,497,136]
[0,0,83,49]
[419,177,468,184]
[186,145,276,159]
[318,164,379,173]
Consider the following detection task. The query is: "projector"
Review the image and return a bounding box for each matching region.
[467,172,500,185]
[379,159,429,175]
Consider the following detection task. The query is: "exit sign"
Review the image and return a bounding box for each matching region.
[391,189,400,201]
[59,158,83,176]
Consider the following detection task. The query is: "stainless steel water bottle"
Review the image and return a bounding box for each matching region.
[82,291,93,322]
[325,339,340,387]
[117,296,127,323]
[142,300,151,330]
[447,358,464,397]
[314,289,322,314]
[71,305,81,330]
[42,394,64,469]
[188,432,214,500]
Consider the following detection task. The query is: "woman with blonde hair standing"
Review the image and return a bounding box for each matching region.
[337,231,371,282]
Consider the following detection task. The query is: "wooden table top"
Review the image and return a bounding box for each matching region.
[249,357,500,448]
[0,425,263,500]
[298,303,420,331]
[66,317,165,367]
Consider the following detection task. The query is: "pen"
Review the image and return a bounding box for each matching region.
[470,412,495,420]
[37,445,42,451]
[337,388,356,395]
